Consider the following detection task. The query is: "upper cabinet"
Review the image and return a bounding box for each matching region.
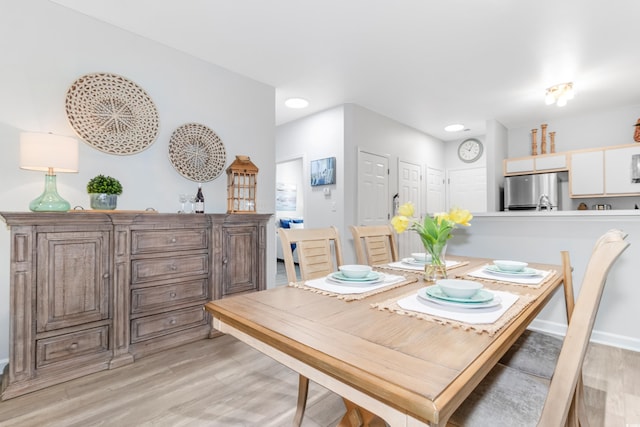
[569,150,604,196]
[604,145,640,195]
[503,153,568,176]
[568,144,640,198]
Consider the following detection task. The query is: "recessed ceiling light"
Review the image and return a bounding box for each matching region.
[444,124,465,132]
[284,98,309,109]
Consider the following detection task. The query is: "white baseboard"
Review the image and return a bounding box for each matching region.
[529,319,640,352]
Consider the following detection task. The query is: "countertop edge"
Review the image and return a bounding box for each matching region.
[474,210,640,218]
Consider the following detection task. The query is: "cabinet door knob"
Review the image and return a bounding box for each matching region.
[69,343,78,351]
[223,258,228,264]
[170,237,177,243]
[103,273,110,279]
[169,319,177,325]
[170,264,178,271]
[169,292,177,298]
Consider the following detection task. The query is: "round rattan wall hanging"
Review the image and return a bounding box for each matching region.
[168,123,227,182]
[65,73,159,155]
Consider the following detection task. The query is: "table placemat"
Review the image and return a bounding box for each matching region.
[372,289,535,336]
[288,274,417,301]
[459,266,557,289]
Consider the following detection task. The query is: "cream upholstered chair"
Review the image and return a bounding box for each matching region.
[350,224,399,265]
[277,226,344,426]
[500,251,575,379]
[448,229,629,427]
[498,250,588,422]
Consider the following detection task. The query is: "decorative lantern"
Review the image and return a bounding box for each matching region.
[226,155,258,213]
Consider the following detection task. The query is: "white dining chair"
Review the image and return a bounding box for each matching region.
[448,229,629,426]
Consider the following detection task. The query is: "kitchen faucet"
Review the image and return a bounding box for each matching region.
[537,194,552,211]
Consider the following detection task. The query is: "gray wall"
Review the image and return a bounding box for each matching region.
[0,0,276,367]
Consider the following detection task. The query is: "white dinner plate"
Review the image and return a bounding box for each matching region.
[401,257,427,267]
[327,271,383,285]
[425,285,494,303]
[484,265,541,277]
[417,287,502,309]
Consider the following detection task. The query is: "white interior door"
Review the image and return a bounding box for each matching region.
[397,160,423,258]
[447,167,487,212]
[426,166,445,214]
[357,150,389,226]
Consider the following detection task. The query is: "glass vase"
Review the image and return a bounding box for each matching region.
[90,193,118,210]
[424,243,447,282]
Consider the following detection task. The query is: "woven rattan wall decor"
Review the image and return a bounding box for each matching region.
[65,73,159,155]
[168,123,227,182]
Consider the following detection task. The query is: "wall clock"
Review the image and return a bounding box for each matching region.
[457,138,483,163]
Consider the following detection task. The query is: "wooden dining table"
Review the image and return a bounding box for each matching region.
[204,256,564,427]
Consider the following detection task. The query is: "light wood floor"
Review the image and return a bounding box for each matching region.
[1,334,639,427]
[0,263,637,426]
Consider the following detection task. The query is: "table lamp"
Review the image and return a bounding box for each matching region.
[20,132,79,212]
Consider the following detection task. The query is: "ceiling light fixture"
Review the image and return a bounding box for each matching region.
[545,82,574,107]
[444,124,465,132]
[284,98,309,109]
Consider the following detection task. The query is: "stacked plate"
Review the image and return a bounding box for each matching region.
[327,270,384,286]
[483,259,541,278]
[400,257,427,267]
[417,285,501,309]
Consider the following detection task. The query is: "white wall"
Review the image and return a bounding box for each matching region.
[346,104,445,220]
[507,104,640,157]
[0,1,276,366]
[276,104,446,264]
[276,105,345,238]
[449,212,640,351]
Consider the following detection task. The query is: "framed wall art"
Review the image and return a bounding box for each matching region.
[310,157,336,186]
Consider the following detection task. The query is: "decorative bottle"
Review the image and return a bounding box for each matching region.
[195,184,205,213]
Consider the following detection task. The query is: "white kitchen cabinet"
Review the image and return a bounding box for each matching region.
[534,153,567,171]
[604,145,640,195]
[570,150,604,196]
[504,153,568,176]
[504,158,534,175]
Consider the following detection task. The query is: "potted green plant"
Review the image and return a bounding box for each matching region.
[87,174,123,210]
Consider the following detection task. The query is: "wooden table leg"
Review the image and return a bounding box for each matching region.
[338,399,387,427]
[293,375,309,427]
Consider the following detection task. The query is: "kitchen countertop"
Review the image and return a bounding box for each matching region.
[474,210,640,217]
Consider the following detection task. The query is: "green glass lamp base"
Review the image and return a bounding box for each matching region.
[29,174,71,212]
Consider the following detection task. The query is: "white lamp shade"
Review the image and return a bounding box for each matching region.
[20,132,79,173]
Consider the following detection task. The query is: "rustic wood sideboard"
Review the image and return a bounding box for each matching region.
[0,212,270,400]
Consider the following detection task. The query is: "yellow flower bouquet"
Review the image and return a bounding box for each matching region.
[391,202,472,280]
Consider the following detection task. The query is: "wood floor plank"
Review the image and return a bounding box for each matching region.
[0,304,638,427]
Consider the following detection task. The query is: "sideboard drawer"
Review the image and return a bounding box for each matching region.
[36,326,110,369]
[131,254,209,283]
[131,229,208,254]
[130,306,208,343]
[131,279,208,314]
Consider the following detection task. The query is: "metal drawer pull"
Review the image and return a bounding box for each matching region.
[69,343,79,351]
[169,319,177,325]
[170,237,177,243]
[170,264,178,271]
[169,292,177,298]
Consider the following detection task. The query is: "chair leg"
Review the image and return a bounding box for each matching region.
[575,375,590,427]
[293,375,309,427]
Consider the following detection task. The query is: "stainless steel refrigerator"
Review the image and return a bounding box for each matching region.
[504,173,559,210]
